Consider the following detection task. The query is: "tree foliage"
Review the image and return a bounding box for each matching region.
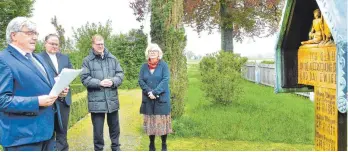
[131,0,283,41]
[183,0,283,42]
[34,40,44,53]
[150,0,188,119]
[129,0,150,22]
[0,0,35,47]
[107,29,148,89]
[185,50,196,59]
[50,16,75,52]
[71,20,113,69]
[51,16,66,51]
[130,0,284,52]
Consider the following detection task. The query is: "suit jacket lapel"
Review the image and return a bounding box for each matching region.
[42,52,58,75]
[57,53,63,73]
[7,46,51,87]
[33,53,54,87]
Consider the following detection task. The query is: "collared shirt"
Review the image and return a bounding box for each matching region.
[99,53,104,59]
[47,52,58,72]
[93,50,104,59]
[10,44,46,74]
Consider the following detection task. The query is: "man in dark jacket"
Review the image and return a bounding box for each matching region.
[38,34,73,151]
[80,34,124,151]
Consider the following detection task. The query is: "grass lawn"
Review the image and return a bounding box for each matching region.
[138,62,315,151]
[0,61,314,151]
[139,137,313,151]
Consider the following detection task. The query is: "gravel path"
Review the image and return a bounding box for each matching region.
[67,89,143,151]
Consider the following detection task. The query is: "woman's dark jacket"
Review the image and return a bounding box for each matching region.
[138,60,171,115]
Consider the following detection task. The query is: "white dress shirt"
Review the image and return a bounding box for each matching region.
[10,44,46,74]
[48,52,59,72]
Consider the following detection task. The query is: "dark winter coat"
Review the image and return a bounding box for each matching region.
[80,49,124,113]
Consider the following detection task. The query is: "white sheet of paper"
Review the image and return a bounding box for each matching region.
[49,68,83,96]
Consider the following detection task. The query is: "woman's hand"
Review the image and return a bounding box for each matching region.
[148,92,156,100]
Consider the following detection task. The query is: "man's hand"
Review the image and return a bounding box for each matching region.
[100,79,113,87]
[59,87,69,97]
[54,75,61,83]
[38,95,58,107]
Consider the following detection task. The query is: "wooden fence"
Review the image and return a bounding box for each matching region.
[242,63,313,100]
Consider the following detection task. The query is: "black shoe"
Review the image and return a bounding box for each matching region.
[111,144,121,151]
[112,147,121,151]
[149,143,156,151]
[161,144,167,151]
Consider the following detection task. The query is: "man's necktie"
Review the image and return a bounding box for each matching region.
[25,53,49,82]
[26,54,62,130]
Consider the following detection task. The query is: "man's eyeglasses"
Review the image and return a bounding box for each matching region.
[149,50,159,53]
[94,43,104,46]
[17,31,39,36]
[47,42,59,47]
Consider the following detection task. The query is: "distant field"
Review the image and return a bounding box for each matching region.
[247,58,274,63]
[247,58,274,60]
[187,59,200,64]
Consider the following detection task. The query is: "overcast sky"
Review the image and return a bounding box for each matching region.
[30,0,276,57]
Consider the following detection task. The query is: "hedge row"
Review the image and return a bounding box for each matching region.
[68,91,88,129]
[70,84,86,95]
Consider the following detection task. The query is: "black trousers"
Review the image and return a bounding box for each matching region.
[91,110,121,151]
[4,134,55,151]
[55,101,70,151]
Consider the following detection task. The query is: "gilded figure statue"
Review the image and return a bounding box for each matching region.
[301,9,334,46]
[322,19,334,45]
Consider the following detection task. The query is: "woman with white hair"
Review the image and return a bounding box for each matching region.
[138,43,172,151]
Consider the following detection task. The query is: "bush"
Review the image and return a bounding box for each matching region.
[199,51,247,105]
[71,20,113,70]
[70,84,86,94]
[150,0,188,119]
[68,91,88,128]
[107,29,147,86]
[34,40,44,53]
[261,60,274,64]
[118,79,139,90]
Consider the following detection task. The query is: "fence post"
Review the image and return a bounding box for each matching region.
[255,63,260,84]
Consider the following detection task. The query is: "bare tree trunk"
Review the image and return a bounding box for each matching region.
[220,2,234,52]
[221,26,233,52]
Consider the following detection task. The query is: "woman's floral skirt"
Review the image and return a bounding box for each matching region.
[143,114,173,135]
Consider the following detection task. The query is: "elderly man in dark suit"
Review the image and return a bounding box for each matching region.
[38,34,73,151]
[0,17,68,151]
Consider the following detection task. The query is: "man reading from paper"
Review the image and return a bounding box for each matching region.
[0,17,68,151]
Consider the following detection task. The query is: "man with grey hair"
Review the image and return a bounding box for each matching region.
[0,17,68,151]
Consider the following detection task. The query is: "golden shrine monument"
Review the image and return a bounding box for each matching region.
[274,0,347,151]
